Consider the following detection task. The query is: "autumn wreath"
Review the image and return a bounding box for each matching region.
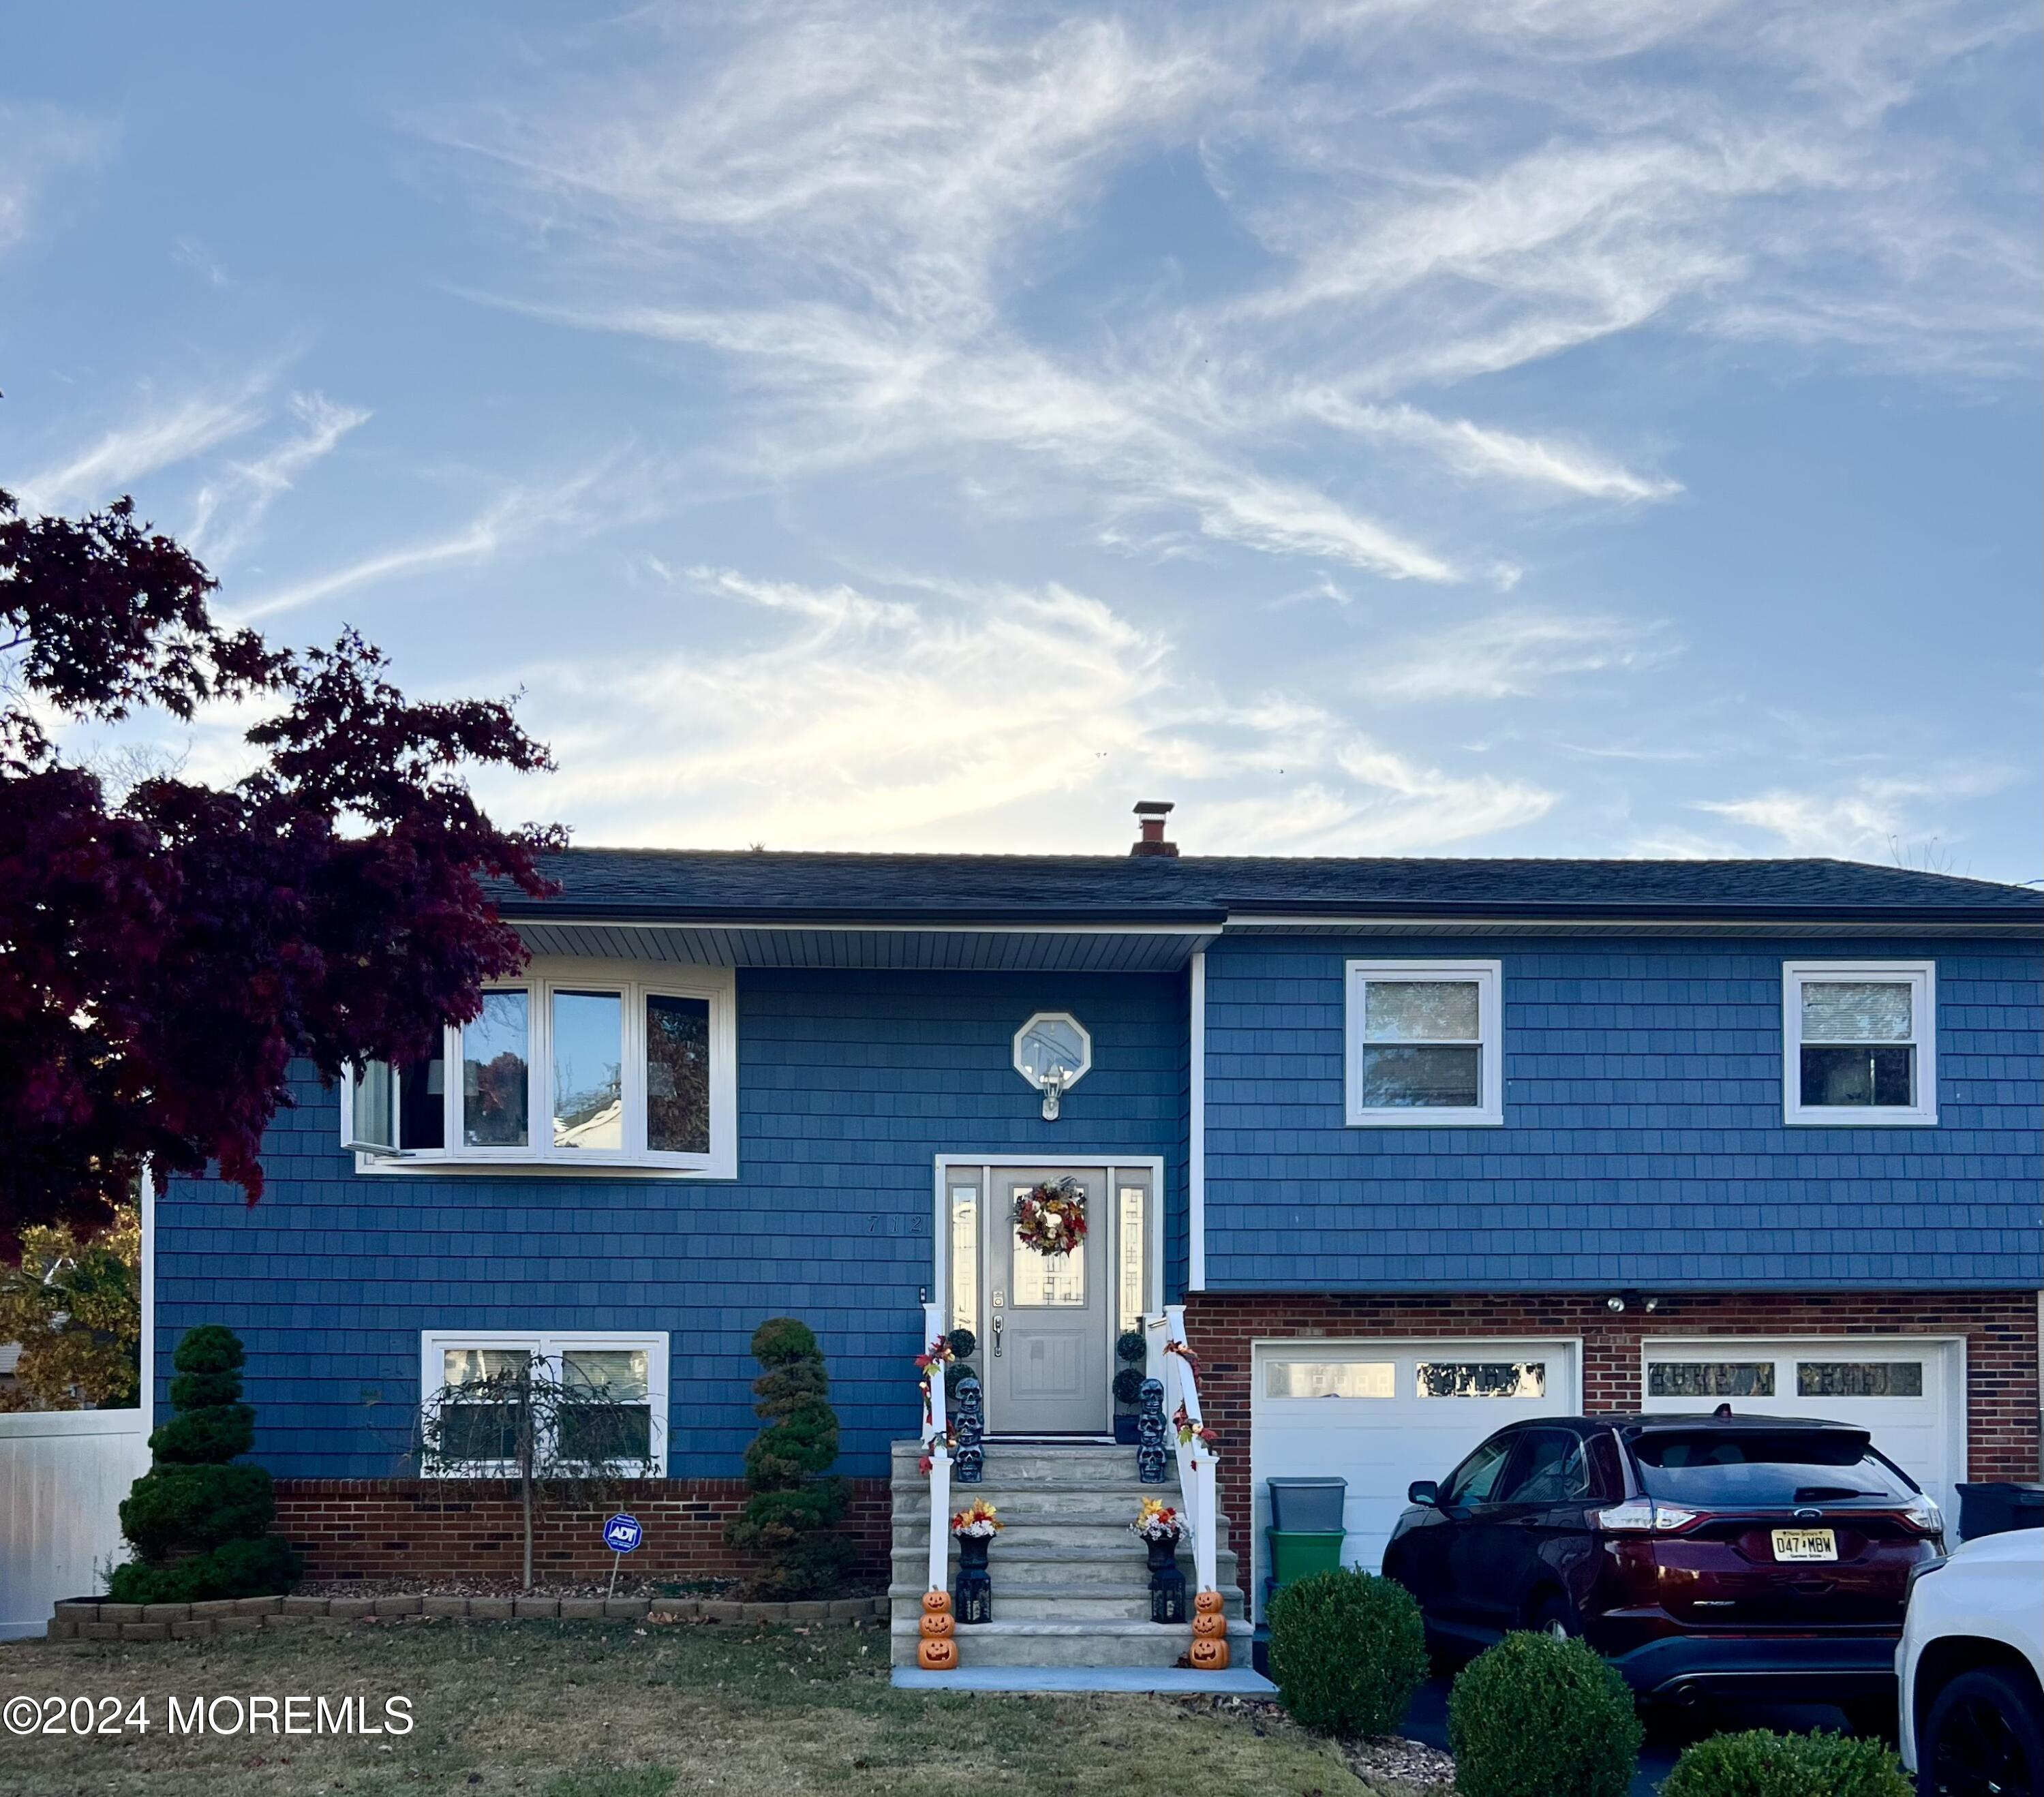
[1013,1178,1088,1257]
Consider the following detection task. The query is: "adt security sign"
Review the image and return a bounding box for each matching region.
[602,1514,643,1554]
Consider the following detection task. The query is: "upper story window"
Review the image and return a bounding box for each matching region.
[1782,961,1936,1127]
[344,960,735,1176]
[1345,959,1502,1126]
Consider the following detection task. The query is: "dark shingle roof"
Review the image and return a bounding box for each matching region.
[494,849,2043,926]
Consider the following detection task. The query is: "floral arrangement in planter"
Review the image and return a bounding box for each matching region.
[950,1499,1003,1540]
[1013,1178,1087,1257]
[1129,1497,1185,1544]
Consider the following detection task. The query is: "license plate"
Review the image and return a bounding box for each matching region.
[1771,1528,1837,1562]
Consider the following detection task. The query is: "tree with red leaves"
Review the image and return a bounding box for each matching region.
[0,487,564,1240]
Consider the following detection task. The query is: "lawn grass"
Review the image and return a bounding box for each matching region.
[0,1620,1388,1796]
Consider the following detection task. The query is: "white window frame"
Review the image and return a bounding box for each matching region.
[1782,960,1937,1127]
[418,1330,669,1477]
[1345,959,1503,1127]
[343,958,737,1176]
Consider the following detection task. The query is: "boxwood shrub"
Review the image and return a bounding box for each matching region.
[1660,1729,1910,1797]
[1448,1631,1643,1797]
[1267,1567,1429,1738]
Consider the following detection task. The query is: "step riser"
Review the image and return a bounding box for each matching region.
[888,1552,1238,1585]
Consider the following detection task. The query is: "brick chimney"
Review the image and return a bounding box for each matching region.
[1130,799,1178,858]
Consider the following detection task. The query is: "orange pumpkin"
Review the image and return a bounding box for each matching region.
[919,1611,955,1639]
[1187,1635,1230,1670]
[1193,1588,1225,1616]
[921,1589,952,1616]
[917,1635,959,1671]
[1191,1612,1227,1640]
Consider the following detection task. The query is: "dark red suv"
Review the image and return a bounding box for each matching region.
[1381,1411,1945,1710]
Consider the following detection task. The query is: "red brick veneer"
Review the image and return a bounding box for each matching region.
[271,1475,891,1586]
[1183,1289,2041,1580]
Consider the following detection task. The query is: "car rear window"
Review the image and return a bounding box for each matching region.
[1630,1430,1918,1507]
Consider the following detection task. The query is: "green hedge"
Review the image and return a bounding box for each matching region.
[1267,1567,1429,1738]
[1661,1730,1910,1797]
[1448,1632,1642,1797]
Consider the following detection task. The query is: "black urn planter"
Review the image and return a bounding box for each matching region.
[1145,1536,1187,1624]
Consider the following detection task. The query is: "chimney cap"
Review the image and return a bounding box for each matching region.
[1133,799,1174,816]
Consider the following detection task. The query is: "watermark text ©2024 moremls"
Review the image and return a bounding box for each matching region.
[5,1693,414,1738]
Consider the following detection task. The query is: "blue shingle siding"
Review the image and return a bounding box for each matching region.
[157,968,1188,1481]
[1203,935,2042,1292]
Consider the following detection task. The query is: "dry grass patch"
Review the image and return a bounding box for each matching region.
[0,1620,1381,1797]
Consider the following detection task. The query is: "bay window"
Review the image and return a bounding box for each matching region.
[346,962,734,1174]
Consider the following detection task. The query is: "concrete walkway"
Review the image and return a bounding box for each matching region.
[892,1664,1277,1695]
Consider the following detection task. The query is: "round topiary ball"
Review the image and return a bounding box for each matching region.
[945,1327,977,1361]
[1116,1330,1146,1364]
[172,1324,245,1375]
[1268,1567,1429,1738]
[1448,1632,1643,1797]
[750,1317,820,1366]
[1112,1366,1145,1406]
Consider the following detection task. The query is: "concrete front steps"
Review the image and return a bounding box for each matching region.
[887,1439,1249,1672]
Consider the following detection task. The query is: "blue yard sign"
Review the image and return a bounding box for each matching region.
[601,1512,643,1597]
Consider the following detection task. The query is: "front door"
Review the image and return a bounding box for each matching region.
[945,1164,1150,1436]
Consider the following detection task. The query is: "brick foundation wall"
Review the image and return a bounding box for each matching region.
[271,1475,891,1588]
[1184,1289,2041,1581]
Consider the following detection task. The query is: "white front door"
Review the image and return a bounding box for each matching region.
[1641,1338,1962,1525]
[943,1163,1153,1437]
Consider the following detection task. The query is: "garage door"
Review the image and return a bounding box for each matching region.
[1641,1338,1964,1528]
[1251,1337,1580,1616]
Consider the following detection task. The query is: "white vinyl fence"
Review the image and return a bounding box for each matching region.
[0,1407,151,1638]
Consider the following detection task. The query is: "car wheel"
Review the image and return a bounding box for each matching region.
[1529,1592,1581,1642]
[1920,1665,2044,1797]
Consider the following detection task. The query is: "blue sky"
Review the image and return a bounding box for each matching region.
[5,1,2039,877]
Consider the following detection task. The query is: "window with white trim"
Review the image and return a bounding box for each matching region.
[1345,960,1502,1126]
[1782,962,1936,1126]
[418,1332,668,1476]
[345,962,736,1175]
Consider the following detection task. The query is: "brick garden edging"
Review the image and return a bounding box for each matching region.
[45,1592,887,1643]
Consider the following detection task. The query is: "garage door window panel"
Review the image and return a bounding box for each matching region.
[1418,1360,1546,1399]
[1264,1360,1395,1400]
[1649,1360,1776,1399]
[1346,962,1502,1126]
[1799,1361,1925,1398]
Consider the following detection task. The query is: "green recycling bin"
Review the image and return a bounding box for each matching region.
[1266,1529,1346,1582]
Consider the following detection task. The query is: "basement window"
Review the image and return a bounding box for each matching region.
[419,1332,667,1476]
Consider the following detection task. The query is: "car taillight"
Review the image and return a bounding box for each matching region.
[1899,1494,1943,1535]
[1595,1499,1700,1533]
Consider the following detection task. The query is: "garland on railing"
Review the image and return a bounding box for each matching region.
[1172,1401,1220,1462]
[915,1336,956,1473]
[1163,1338,1201,1377]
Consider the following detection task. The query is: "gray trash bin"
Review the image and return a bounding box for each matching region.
[1955,1482,2044,1540]
[1267,1477,1347,1533]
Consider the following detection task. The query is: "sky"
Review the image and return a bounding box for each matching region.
[3,1,2039,878]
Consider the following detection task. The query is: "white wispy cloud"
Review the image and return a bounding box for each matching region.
[483,564,1550,852]
[187,391,371,566]
[1687,765,2017,860]
[15,380,271,516]
[0,102,113,258]
[1361,611,1683,703]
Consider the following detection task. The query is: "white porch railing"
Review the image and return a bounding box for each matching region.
[1147,1304,1218,1596]
[918,1301,951,1594]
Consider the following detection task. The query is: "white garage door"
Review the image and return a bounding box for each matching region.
[1251,1337,1580,1616]
[1641,1338,1964,1529]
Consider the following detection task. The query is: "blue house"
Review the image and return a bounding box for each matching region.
[154,803,2042,1653]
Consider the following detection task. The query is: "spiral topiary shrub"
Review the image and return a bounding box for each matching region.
[107,1325,300,1603]
[1448,1632,1643,1797]
[1661,1730,1910,1797]
[1268,1567,1430,1737]
[725,1317,855,1599]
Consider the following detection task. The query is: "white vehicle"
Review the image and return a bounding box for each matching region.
[1898,1526,2043,1797]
